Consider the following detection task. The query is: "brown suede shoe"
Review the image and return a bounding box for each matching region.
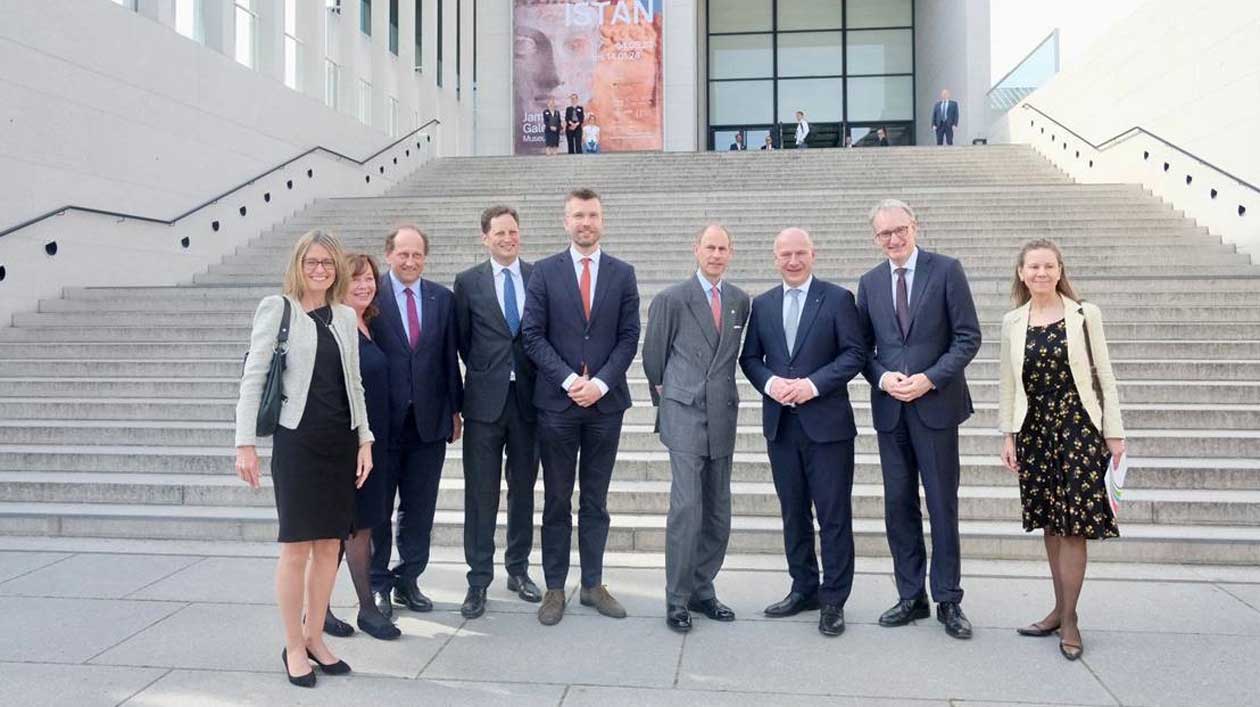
[538,589,566,626]
[579,585,627,619]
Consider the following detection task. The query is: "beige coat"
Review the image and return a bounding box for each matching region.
[235,295,373,448]
[998,294,1124,439]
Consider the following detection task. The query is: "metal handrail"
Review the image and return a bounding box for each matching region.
[1021,104,1259,194]
[0,119,441,239]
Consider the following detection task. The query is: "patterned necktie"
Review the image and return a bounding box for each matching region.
[784,288,801,356]
[404,287,421,350]
[579,257,592,320]
[502,268,520,336]
[895,268,911,337]
[710,285,722,329]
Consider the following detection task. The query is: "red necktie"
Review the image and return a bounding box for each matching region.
[405,287,421,349]
[580,257,592,320]
[710,285,721,329]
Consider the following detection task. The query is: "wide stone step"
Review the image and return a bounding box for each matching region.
[1,502,1255,564]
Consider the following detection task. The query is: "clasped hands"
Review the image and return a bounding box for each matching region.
[569,375,605,407]
[881,372,934,403]
[768,377,817,406]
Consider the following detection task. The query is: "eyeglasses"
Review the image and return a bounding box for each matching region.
[874,225,913,243]
[302,258,337,271]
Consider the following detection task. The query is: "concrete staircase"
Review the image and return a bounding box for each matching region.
[3,145,1259,564]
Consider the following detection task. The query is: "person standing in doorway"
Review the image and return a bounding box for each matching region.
[565,93,586,154]
[932,90,959,145]
[794,111,810,149]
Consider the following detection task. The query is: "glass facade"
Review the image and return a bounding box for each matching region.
[706,0,915,148]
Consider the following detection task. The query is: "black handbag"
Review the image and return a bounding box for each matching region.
[253,297,292,437]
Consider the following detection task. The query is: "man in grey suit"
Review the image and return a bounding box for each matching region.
[643,224,750,633]
[452,205,542,620]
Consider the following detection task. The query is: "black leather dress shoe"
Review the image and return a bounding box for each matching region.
[322,609,354,637]
[818,603,846,637]
[507,574,543,603]
[938,602,973,639]
[461,586,487,619]
[666,604,692,633]
[763,591,820,618]
[687,597,736,622]
[356,610,401,640]
[393,582,433,612]
[373,590,394,620]
[878,597,930,627]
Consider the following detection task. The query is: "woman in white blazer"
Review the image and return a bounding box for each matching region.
[998,239,1125,662]
[235,230,373,687]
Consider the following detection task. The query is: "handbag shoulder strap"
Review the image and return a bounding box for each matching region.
[1077,301,1096,368]
[276,297,292,349]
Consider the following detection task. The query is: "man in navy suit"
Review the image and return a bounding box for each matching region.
[739,228,866,637]
[369,225,463,618]
[856,199,981,639]
[521,187,640,626]
[932,89,960,145]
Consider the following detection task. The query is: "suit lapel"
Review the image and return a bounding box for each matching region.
[378,272,410,350]
[685,277,720,350]
[587,254,613,330]
[560,252,588,326]
[418,279,438,356]
[1011,301,1031,386]
[789,282,824,362]
[767,286,789,358]
[480,261,512,337]
[904,250,933,338]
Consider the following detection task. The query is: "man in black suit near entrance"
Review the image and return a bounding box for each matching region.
[521,187,640,626]
[452,205,542,620]
[565,93,585,154]
[932,89,960,145]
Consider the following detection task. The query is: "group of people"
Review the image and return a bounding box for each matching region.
[727,88,962,150]
[235,190,1126,688]
[542,94,599,155]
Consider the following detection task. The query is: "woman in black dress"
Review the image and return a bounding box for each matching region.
[324,253,401,641]
[542,97,562,155]
[998,239,1126,661]
[235,231,374,687]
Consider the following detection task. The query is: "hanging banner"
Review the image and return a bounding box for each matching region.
[513,0,663,154]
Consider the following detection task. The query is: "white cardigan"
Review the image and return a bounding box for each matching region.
[998,294,1125,439]
[235,295,373,448]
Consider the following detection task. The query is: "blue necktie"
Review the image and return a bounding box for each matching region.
[502,269,520,336]
[784,288,801,356]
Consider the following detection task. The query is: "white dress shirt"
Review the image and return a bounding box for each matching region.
[389,270,423,342]
[795,119,810,144]
[879,247,930,391]
[697,270,722,301]
[764,276,819,401]
[561,244,609,396]
[493,258,525,381]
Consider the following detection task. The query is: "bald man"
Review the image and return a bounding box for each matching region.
[739,228,866,637]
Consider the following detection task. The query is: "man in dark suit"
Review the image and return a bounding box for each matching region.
[452,206,542,620]
[856,199,981,639]
[739,228,867,638]
[369,225,463,618]
[565,93,585,154]
[932,89,960,145]
[643,224,750,633]
[728,133,746,151]
[521,187,640,626]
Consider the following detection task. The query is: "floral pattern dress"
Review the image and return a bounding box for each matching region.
[1016,319,1119,539]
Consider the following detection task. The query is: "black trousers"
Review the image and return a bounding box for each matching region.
[567,129,583,154]
[766,412,855,606]
[370,407,447,593]
[877,404,963,603]
[537,405,623,589]
[462,383,539,588]
[935,124,954,145]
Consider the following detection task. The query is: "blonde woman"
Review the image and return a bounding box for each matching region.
[235,230,374,687]
[998,239,1125,661]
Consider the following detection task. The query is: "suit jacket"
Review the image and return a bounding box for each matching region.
[728,142,745,151]
[542,109,562,134]
[856,249,981,432]
[565,105,585,133]
[643,277,750,458]
[999,294,1124,438]
[739,278,867,443]
[370,274,463,445]
[521,248,640,414]
[932,100,959,128]
[453,259,538,424]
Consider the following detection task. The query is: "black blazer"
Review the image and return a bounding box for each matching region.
[521,249,640,414]
[932,100,959,128]
[739,278,866,443]
[370,273,463,444]
[565,105,585,133]
[542,109,561,134]
[453,259,537,424]
[856,249,981,432]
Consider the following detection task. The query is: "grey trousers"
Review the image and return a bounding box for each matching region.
[665,451,733,605]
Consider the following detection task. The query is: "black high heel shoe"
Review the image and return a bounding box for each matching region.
[306,648,352,675]
[281,648,316,688]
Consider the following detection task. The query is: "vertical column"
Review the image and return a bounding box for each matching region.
[136,0,174,25]
[256,0,284,82]
[473,0,511,154]
[299,0,325,103]
[203,0,235,58]
[662,0,699,152]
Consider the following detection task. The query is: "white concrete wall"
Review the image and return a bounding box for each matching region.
[662,0,699,152]
[474,0,513,156]
[914,0,991,146]
[990,0,1260,255]
[989,0,1146,84]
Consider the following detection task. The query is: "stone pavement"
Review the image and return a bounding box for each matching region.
[1,538,1258,707]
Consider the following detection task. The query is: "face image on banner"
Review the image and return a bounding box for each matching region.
[513,0,663,154]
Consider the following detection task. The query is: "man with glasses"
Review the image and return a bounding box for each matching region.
[369,225,463,620]
[856,199,981,640]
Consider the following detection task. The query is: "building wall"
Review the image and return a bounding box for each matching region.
[914,0,991,147]
[989,0,1260,254]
